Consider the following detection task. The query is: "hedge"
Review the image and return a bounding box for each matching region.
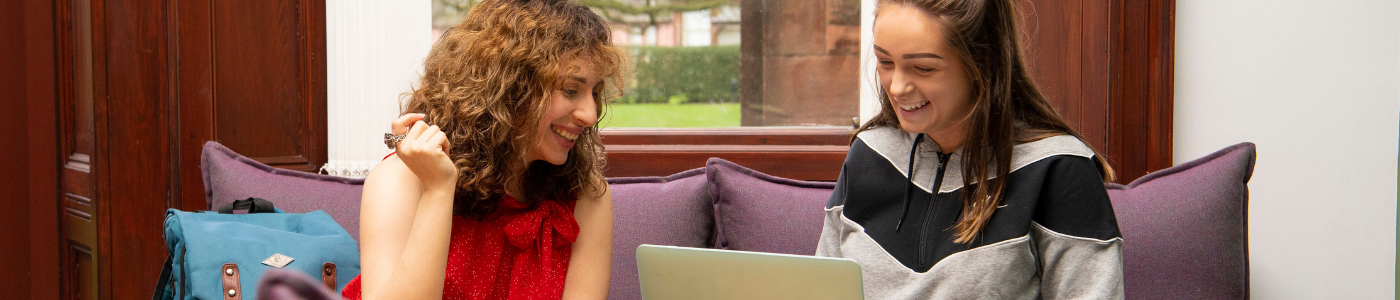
[624,45,741,104]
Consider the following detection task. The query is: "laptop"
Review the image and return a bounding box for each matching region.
[635,244,864,300]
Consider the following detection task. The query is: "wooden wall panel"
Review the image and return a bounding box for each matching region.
[1016,0,1124,180]
[1018,0,1172,183]
[1018,0,1086,126]
[0,0,62,298]
[175,0,215,211]
[1079,0,1112,163]
[24,0,62,297]
[102,0,174,296]
[0,0,26,296]
[56,0,104,298]
[178,0,329,210]
[211,0,311,163]
[1107,0,1174,182]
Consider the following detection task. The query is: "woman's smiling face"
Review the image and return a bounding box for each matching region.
[874,4,975,143]
[527,58,602,165]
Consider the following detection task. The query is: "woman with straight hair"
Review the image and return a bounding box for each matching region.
[345,0,625,299]
[816,0,1124,298]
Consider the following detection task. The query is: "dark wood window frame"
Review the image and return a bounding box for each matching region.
[601,127,852,180]
[1104,0,1175,183]
[601,0,1174,184]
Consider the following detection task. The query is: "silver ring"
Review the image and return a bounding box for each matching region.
[384,133,406,150]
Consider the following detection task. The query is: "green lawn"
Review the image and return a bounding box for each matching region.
[601,103,741,128]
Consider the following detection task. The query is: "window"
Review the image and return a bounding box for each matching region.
[431,0,864,180]
[429,0,1177,183]
[432,0,864,129]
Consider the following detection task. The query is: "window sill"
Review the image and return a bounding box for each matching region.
[600,127,851,180]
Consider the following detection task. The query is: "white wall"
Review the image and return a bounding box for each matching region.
[1175,0,1399,298]
[323,0,431,178]
[858,0,879,123]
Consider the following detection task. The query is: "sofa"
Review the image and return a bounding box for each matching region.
[202,141,1256,299]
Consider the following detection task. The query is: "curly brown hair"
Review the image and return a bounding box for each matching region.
[401,0,624,218]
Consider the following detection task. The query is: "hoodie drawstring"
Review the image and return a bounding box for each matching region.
[895,133,924,232]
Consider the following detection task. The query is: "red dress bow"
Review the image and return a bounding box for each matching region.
[499,197,580,299]
[341,195,579,300]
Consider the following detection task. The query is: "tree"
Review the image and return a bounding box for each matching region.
[577,0,737,32]
[434,0,481,29]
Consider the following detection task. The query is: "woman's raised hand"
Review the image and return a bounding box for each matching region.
[391,113,425,136]
[396,118,458,192]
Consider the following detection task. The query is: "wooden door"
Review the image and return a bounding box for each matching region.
[56,0,103,298]
[46,0,328,298]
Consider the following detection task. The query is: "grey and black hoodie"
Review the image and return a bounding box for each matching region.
[816,126,1124,299]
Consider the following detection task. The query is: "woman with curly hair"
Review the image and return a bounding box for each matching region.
[342,0,624,299]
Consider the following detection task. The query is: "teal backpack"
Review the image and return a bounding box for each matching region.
[153,198,360,300]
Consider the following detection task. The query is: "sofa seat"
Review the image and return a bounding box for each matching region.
[202,141,1256,299]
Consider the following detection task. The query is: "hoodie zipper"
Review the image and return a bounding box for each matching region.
[916,151,952,270]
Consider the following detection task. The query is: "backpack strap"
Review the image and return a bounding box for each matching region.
[151,255,174,300]
[217,198,276,214]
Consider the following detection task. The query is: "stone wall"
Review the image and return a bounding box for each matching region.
[741,0,862,127]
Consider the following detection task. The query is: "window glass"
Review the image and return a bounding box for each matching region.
[431,0,861,128]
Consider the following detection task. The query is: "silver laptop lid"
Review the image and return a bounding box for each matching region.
[635,244,863,300]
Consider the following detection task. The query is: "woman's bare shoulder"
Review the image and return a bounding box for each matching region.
[363,154,420,198]
[574,174,611,204]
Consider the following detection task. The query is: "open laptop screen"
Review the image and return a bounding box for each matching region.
[636,245,864,300]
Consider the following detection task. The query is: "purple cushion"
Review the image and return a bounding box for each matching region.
[201,141,365,242]
[1107,142,1255,299]
[606,168,714,300]
[706,158,835,255]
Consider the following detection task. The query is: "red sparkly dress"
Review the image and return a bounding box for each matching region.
[341,194,580,300]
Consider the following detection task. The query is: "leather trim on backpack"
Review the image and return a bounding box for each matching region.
[221,263,241,300]
[322,262,338,292]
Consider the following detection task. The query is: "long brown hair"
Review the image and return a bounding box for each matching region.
[402,0,625,218]
[857,0,1115,243]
